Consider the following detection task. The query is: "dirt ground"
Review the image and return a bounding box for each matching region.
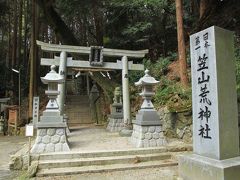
[0,135,28,180]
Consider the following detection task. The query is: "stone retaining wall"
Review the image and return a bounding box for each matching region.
[159,107,192,143]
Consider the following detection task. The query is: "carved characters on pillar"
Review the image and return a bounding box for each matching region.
[194,31,212,140]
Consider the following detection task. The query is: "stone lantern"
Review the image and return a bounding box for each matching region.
[135,69,159,110]
[31,65,70,153]
[130,69,166,148]
[41,65,64,111]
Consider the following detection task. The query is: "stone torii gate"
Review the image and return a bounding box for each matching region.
[37,40,148,126]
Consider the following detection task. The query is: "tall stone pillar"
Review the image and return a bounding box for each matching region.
[57,51,67,115]
[122,56,131,125]
[179,26,240,180]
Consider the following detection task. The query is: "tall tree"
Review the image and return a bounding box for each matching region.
[175,0,188,87]
[92,0,104,45]
[28,0,37,120]
[17,0,23,66]
[12,0,18,67]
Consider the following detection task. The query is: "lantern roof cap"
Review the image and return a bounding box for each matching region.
[135,69,159,86]
[41,65,64,84]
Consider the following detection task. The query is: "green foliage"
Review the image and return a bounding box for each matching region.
[135,53,192,111]
[154,77,192,112]
[129,52,191,112]
[105,0,177,55]
[143,55,172,79]
[235,40,240,100]
[129,70,145,85]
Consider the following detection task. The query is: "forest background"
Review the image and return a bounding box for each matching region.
[0,0,240,121]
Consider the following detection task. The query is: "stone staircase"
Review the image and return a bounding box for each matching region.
[34,146,187,177]
[65,95,94,126]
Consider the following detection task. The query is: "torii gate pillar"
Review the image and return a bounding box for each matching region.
[122,56,131,126]
[57,51,67,114]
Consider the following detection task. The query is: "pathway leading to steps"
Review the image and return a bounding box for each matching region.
[33,124,189,179]
[68,124,134,151]
[4,124,191,180]
[68,124,190,152]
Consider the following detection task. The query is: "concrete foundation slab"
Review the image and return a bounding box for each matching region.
[179,154,240,180]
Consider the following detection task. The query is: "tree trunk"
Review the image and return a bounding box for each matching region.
[23,0,29,68]
[12,0,18,67]
[28,0,37,120]
[175,0,188,87]
[200,0,209,19]
[92,1,104,46]
[17,0,23,66]
[7,10,12,68]
[34,2,39,94]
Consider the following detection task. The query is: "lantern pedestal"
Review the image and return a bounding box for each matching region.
[130,69,166,148]
[31,126,69,154]
[130,109,166,148]
[31,103,70,154]
[107,103,124,132]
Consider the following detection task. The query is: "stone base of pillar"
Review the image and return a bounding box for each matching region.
[179,154,240,180]
[63,114,71,135]
[106,118,124,132]
[31,127,70,154]
[130,124,166,148]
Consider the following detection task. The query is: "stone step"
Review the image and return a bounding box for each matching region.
[37,147,169,161]
[67,113,91,116]
[36,159,177,177]
[66,101,90,105]
[67,117,91,120]
[66,96,89,102]
[38,153,171,169]
[65,106,90,112]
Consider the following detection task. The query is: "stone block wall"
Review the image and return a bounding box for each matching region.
[130,124,166,148]
[31,128,70,154]
[107,118,124,132]
[158,107,192,143]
